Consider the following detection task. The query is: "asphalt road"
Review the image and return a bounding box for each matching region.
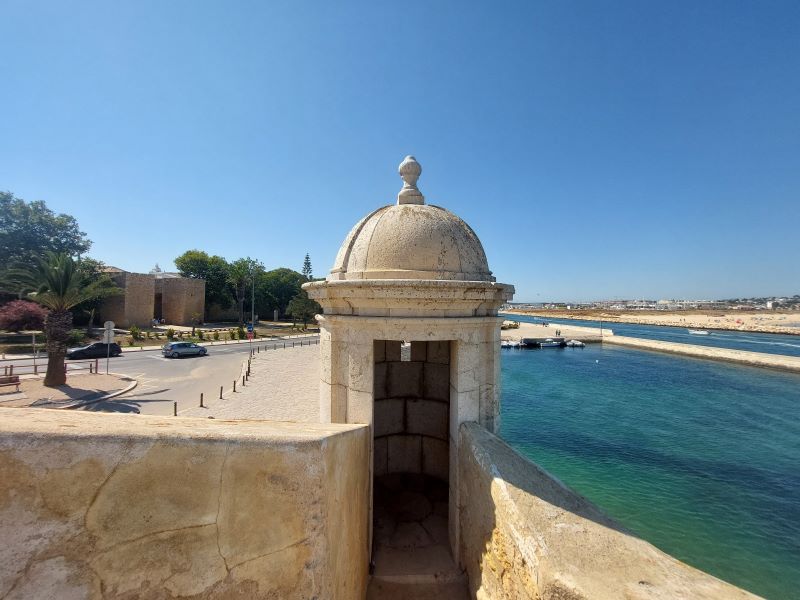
[80,337,319,416]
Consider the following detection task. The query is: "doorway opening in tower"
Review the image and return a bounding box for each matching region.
[372,339,453,574]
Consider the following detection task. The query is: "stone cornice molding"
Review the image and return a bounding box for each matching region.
[304,279,514,318]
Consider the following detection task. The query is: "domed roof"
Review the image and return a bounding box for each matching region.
[329,157,493,282]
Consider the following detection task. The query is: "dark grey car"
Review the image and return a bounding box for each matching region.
[162,342,207,358]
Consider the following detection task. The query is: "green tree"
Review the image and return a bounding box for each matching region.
[286,291,321,330]
[302,253,313,281]
[260,268,306,318]
[2,253,120,386]
[0,192,91,273]
[72,257,122,328]
[174,250,231,317]
[228,257,263,325]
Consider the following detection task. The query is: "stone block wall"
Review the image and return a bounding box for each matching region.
[123,273,156,327]
[0,409,370,600]
[159,277,206,325]
[458,422,756,600]
[373,340,451,482]
[100,273,155,328]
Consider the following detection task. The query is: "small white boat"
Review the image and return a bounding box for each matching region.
[565,340,585,348]
[501,340,511,348]
[688,329,710,335]
[538,338,562,348]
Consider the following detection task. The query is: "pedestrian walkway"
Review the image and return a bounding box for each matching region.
[0,373,135,408]
[181,344,320,422]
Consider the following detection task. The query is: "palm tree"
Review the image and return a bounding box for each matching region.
[3,252,119,386]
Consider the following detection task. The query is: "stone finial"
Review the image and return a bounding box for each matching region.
[397,155,424,205]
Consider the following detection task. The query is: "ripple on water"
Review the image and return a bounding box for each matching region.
[500,345,800,599]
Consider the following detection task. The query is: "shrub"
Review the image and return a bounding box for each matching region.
[146,331,152,339]
[67,329,85,345]
[213,331,219,341]
[166,328,175,340]
[197,329,204,340]
[129,325,142,340]
[0,300,48,332]
[237,326,245,340]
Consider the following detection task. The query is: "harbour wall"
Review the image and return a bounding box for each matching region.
[458,422,757,600]
[604,335,800,373]
[0,409,370,599]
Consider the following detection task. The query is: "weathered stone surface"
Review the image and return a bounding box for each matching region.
[0,409,369,600]
[388,434,422,474]
[459,422,757,600]
[422,437,449,482]
[375,398,405,437]
[423,362,451,401]
[374,339,387,363]
[427,340,451,364]
[327,203,494,282]
[407,399,448,440]
[374,435,388,477]
[388,361,423,398]
[305,158,514,572]
[410,341,428,362]
[385,340,402,362]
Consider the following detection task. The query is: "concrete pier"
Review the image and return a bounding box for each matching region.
[605,335,800,373]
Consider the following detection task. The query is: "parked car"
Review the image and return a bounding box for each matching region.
[162,342,207,358]
[66,342,122,359]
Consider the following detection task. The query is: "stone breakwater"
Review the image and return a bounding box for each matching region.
[604,335,800,373]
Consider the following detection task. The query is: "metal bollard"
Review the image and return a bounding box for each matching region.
[89,363,92,374]
[173,401,177,416]
[200,393,204,408]
[219,385,223,399]
[233,380,236,392]
[242,375,245,387]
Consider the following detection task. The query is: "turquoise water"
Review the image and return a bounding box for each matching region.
[501,312,800,358]
[500,344,800,599]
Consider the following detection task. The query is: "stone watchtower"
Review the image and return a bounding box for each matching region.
[305,157,514,570]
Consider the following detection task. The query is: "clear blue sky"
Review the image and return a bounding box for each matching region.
[2,1,798,302]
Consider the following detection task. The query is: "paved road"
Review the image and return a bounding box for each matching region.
[80,337,319,416]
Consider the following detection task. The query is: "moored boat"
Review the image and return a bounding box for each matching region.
[538,338,563,348]
[688,329,710,335]
[565,339,585,348]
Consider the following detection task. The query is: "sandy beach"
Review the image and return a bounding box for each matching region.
[507,310,800,335]
[501,320,610,342]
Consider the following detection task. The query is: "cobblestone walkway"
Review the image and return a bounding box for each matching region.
[181,344,320,422]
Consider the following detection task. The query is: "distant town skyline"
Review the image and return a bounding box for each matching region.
[2,2,798,302]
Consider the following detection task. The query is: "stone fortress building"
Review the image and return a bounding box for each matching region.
[99,265,205,327]
[0,158,755,599]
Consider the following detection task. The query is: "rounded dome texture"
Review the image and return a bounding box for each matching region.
[330,203,494,281]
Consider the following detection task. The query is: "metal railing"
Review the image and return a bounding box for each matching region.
[1,358,100,377]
